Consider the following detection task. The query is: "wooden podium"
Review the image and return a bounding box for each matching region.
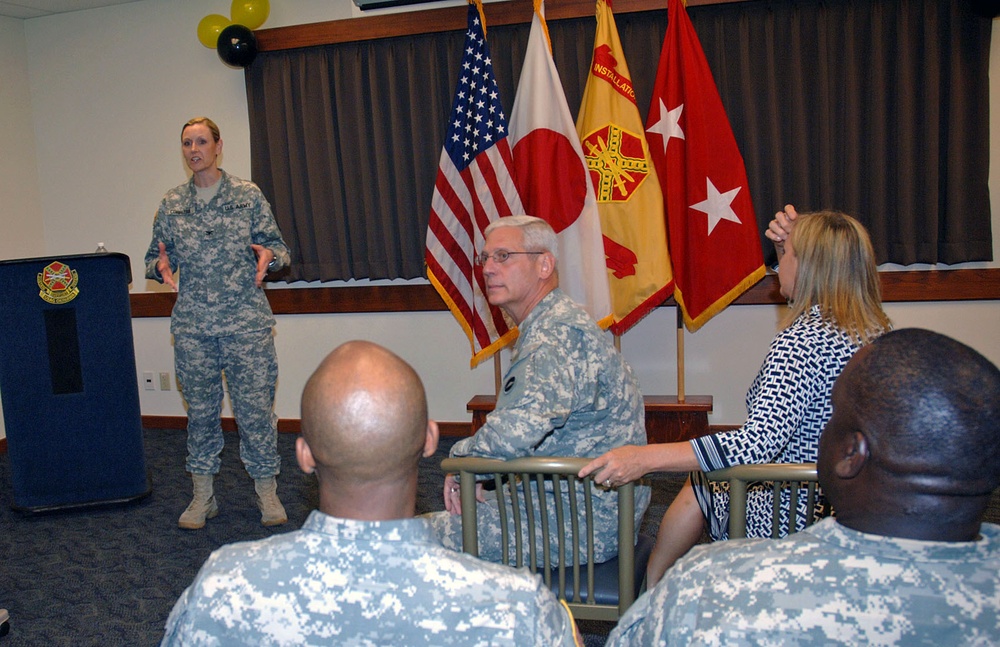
[467,394,713,444]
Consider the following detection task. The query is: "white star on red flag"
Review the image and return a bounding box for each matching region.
[690,177,743,235]
[643,0,765,330]
[647,99,685,154]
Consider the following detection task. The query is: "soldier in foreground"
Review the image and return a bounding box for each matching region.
[606,328,1000,645]
[161,341,580,646]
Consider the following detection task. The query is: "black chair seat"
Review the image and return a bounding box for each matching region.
[548,533,654,605]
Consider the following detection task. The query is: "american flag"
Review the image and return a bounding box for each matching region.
[426,0,523,367]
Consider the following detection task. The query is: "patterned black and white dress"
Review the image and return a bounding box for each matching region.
[690,305,869,540]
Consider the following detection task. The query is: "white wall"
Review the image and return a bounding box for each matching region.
[0,16,45,258]
[0,1,997,440]
[0,16,47,438]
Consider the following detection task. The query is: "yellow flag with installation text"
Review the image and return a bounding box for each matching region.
[576,0,674,335]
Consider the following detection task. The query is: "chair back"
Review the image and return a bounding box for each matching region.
[440,456,652,622]
[706,463,819,539]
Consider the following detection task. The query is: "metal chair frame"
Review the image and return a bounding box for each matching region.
[706,463,819,539]
[441,456,643,621]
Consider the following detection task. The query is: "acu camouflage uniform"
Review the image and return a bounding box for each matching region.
[144,170,290,479]
[427,289,650,565]
[606,518,1000,646]
[161,511,579,646]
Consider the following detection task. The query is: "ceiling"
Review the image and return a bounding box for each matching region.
[0,0,143,19]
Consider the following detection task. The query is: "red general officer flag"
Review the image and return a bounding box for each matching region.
[577,0,673,335]
[646,0,765,331]
[426,0,522,366]
[508,0,613,328]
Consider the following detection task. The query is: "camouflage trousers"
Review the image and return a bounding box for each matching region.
[174,329,280,479]
[426,481,650,567]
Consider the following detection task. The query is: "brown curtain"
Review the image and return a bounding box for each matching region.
[246,0,992,282]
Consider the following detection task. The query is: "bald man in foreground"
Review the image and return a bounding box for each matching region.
[607,328,1000,645]
[162,341,580,646]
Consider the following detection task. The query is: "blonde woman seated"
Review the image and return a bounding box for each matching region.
[580,206,891,586]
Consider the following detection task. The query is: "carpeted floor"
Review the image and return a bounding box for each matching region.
[0,429,315,646]
[2,429,996,646]
[0,429,681,646]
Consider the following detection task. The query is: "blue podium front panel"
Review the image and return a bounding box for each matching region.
[0,253,149,511]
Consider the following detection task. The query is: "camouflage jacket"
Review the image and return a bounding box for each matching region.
[161,511,580,646]
[449,288,650,562]
[144,170,290,337]
[607,518,1000,646]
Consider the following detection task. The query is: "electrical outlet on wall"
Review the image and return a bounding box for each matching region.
[143,371,155,391]
[159,372,171,391]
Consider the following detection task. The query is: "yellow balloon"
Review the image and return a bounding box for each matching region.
[197,14,232,49]
[230,0,270,31]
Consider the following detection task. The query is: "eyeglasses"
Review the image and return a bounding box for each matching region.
[475,250,543,266]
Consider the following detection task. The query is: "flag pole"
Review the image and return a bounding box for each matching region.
[676,305,686,402]
[494,353,502,396]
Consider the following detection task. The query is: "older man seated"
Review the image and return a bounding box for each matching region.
[426,215,650,566]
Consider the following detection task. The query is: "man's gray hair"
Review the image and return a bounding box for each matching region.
[484,215,559,262]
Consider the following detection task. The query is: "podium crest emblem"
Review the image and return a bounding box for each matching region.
[37,261,80,304]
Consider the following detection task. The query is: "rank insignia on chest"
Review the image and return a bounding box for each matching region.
[37,261,80,305]
[504,376,516,393]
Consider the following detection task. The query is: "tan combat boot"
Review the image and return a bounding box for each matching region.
[178,473,219,530]
[254,477,287,526]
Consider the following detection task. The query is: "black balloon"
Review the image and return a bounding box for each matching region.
[216,24,257,68]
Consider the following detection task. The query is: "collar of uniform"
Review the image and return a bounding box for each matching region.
[302,509,440,545]
[811,517,998,564]
[515,288,563,338]
[186,168,231,199]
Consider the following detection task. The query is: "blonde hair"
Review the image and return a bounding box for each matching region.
[181,117,221,142]
[783,211,890,343]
